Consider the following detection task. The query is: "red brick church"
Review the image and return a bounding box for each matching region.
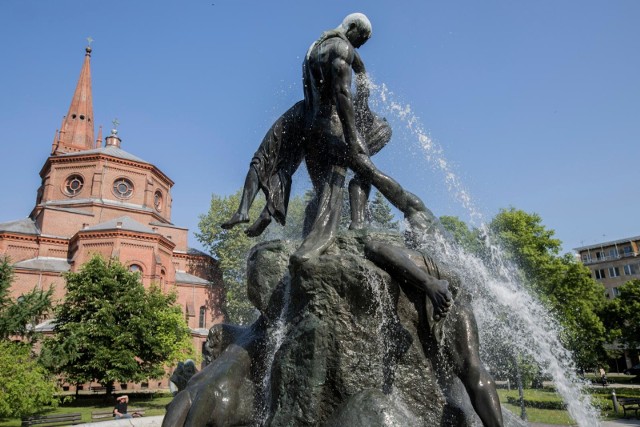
[0,45,225,356]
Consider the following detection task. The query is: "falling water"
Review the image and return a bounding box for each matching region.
[257,273,293,426]
[367,78,601,426]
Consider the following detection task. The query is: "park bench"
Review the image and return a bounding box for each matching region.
[91,407,146,419]
[618,398,640,418]
[21,412,82,426]
[89,385,106,393]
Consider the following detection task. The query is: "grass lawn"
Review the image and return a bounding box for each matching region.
[498,386,640,425]
[498,389,575,425]
[0,393,173,426]
[1,386,638,426]
[501,402,575,425]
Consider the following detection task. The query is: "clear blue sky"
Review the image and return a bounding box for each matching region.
[1,1,638,254]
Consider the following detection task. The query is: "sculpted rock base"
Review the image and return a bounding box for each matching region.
[266,232,441,426]
[170,229,522,426]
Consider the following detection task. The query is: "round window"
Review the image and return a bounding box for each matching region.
[129,264,142,273]
[154,191,163,212]
[113,178,134,199]
[64,175,84,196]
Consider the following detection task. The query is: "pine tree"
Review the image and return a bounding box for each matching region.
[369,190,398,230]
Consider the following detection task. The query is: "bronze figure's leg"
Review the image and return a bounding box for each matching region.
[348,175,370,230]
[364,242,452,319]
[443,305,504,427]
[221,168,261,229]
[245,206,272,237]
[292,164,346,264]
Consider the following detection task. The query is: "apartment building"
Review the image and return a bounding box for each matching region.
[574,236,640,298]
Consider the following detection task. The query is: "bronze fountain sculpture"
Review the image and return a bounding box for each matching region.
[164,13,505,427]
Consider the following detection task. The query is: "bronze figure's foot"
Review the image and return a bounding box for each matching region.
[221,212,250,229]
[349,220,365,230]
[290,235,337,266]
[245,213,272,237]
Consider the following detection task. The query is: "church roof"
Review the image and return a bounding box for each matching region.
[41,206,93,216]
[34,319,56,333]
[0,218,40,235]
[186,248,208,256]
[175,271,211,285]
[40,198,156,214]
[58,144,148,164]
[13,257,71,272]
[83,216,155,234]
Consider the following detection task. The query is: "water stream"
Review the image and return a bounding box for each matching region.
[367,78,600,426]
[257,273,293,426]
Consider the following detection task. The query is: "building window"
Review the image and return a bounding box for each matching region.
[624,264,638,276]
[199,306,206,329]
[612,287,621,297]
[154,190,163,212]
[594,269,606,280]
[608,267,620,278]
[64,174,84,196]
[609,248,619,259]
[596,251,604,260]
[113,178,134,199]
[581,254,592,263]
[624,246,633,255]
[129,264,142,274]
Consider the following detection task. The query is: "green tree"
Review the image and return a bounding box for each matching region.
[197,190,307,324]
[489,207,563,290]
[0,256,53,342]
[197,190,264,324]
[369,190,399,230]
[0,257,58,417]
[41,255,193,394]
[439,215,485,256]
[0,341,59,418]
[488,208,608,368]
[605,280,640,350]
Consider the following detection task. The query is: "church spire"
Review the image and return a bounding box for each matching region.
[54,42,95,154]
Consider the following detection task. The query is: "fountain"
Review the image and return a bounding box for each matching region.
[368,83,600,427]
[164,12,599,427]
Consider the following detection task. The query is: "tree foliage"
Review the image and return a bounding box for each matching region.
[0,256,53,342]
[197,190,309,325]
[41,255,193,391]
[0,258,58,417]
[439,215,485,256]
[604,279,640,350]
[197,190,265,325]
[369,190,399,230]
[0,341,59,418]
[441,209,609,369]
[488,208,608,368]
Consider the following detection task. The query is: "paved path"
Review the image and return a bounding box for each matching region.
[78,415,640,427]
[530,419,640,427]
[78,416,163,426]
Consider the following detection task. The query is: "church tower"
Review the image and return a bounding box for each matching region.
[0,45,225,365]
[51,45,95,154]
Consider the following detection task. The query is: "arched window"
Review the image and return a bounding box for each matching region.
[154,190,163,212]
[129,264,142,274]
[198,306,206,329]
